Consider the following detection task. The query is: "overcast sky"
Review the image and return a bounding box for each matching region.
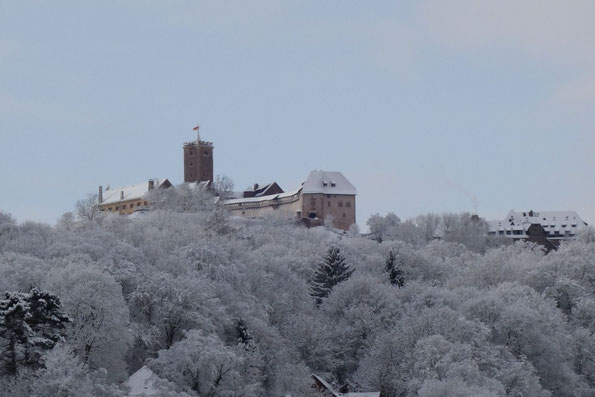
[1,1,594,227]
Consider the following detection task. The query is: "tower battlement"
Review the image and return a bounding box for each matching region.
[184,140,213,147]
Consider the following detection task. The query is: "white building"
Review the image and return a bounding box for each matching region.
[487,210,588,241]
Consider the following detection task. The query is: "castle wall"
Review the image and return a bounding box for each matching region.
[224,191,303,221]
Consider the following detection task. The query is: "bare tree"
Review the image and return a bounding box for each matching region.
[75,194,99,222]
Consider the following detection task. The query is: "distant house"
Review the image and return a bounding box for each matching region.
[98,178,172,215]
[223,170,357,231]
[124,366,161,397]
[487,209,588,249]
[312,374,380,397]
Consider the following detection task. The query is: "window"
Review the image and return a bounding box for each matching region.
[327,194,330,198]
[123,205,127,209]
[327,202,330,207]
[346,201,351,207]
[108,207,112,211]
[138,202,142,207]
[144,201,148,205]
[189,150,193,156]
[506,231,511,235]
[338,201,343,207]
[343,213,346,218]
[203,151,209,156]
[190,162,194,167]
[130,203,134,208]
[499,231,504,235]
[115,206,120,210]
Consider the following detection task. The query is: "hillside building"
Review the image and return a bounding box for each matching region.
[223,170,356,231]
[98,179,172,215]
[96,131,357,230]
[487,210,588,248]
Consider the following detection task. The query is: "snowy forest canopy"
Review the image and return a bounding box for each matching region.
[1,187,594,397]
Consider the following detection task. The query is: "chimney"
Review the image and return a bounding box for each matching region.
[98,186,103,204]
[120,191,124,200]
[148,179,155,191]
[253,183,259,190]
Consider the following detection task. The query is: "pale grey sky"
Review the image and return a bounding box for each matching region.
[1,1,594,227]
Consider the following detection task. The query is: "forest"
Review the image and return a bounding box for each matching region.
[0,186,594,397]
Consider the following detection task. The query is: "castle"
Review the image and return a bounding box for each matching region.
[98,130,357,230]
[222,170,357,231]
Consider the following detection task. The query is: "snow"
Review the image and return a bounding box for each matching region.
[302,170,356,195]
[100,179,169,205]
[344,393,381,397]
[124,365,160,396]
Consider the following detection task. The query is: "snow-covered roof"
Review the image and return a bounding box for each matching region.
[302,171,356,196]
[223,187,302,205]
[487,210,588,236]
[312,374,341,397]
[124,365,161,396]
[184,180,211,192]
[311,374,379,397]
[243,182,283,197]
[100,179,170,205]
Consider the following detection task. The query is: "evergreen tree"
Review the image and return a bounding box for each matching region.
[310,246,354,305]
[385,250,405,288]
[0,289,70,375]
[0,292,30,375]
[235,318,253,346]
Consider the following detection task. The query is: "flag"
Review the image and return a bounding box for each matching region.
[193,125,199,131]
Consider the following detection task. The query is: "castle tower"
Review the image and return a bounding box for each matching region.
[184,129,214,183]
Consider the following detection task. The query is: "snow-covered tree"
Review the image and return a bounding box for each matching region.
[310,246,354,305]
[47,264,131,382]
[150,330,243,396]
[0,289,70,375]
[385,250,405,287]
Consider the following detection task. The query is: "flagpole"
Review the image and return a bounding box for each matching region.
[193,124,200,143]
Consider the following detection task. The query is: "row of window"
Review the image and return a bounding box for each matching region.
[489,229,573,237]
[327,201,351,207]
[101,201,148,212]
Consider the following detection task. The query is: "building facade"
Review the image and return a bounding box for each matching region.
[98,179,172,215]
